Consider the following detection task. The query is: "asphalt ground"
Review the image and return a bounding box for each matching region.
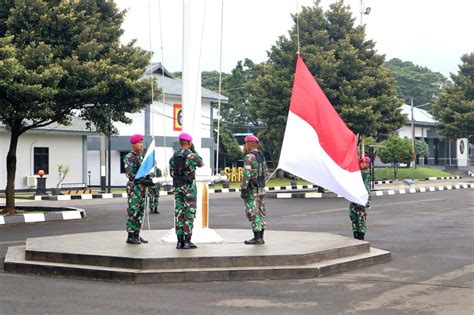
[0,189,473,314]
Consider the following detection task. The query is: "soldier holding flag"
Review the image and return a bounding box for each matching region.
[123,134,154,245]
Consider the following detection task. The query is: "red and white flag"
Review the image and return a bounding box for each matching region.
[278,56,368,205]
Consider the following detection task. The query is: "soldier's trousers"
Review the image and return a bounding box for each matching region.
[349,202,368,233]
[174,184,197,236]
[126,182,146,234]
[149,184,161,212]
[244,188,266,232]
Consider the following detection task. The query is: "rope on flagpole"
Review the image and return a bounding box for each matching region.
[296,0,301,55]
[214,0,224,175]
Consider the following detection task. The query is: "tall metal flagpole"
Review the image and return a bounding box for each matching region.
[161,0,224,243]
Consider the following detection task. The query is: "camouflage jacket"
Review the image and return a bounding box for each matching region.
[169,148,204,185]
[241,149,269,189]
[361,168,371,193]
[123,150,143,182]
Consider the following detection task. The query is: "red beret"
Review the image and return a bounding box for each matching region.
[244,135,259,143]
[360,156,371,163]
[178,132,193,142]
[130,134,144,144]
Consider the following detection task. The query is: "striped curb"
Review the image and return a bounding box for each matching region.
[0,207,86,225]
[268,183,473,199]
[426,176,462,180]
[374,180,393,185]
[468,171,474,177]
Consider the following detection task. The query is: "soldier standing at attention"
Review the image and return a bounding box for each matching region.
[123,134,153,244]
[240,135,269,245]
[349,156,372,240]
[149,167,162,214]
[169,132,204,249]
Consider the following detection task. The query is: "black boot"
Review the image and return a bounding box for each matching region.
[259,229,265,244]
[358,232,365,240]
[126,233,140,245]
[245,231,263,245]
[353,231,359,239]
[182,235,197,249]
[176,235,184,249]
[138,234,148,244]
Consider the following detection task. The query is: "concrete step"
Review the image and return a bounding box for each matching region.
[5,245,390,283]
[22,230,370,269]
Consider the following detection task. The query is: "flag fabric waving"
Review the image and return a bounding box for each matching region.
[278,56,368,205]
[135,139,156,180]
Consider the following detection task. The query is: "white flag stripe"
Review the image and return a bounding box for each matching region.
[278,112,368,205]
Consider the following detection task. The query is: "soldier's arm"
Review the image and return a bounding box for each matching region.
[242,154,257,186]
[169,156,175,178]
[124,154,135,180]
[192,152,204,168]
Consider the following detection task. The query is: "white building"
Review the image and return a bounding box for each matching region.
[396,104,470,168]
[87,63,228,187]
[0,118,97,191]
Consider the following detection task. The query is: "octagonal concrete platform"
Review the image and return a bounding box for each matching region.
[5,229,390,283]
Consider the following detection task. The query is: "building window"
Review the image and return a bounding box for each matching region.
[34,147,49,174]
[120,151,128,174]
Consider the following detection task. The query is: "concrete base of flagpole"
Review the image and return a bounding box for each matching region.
[161,227,224,244]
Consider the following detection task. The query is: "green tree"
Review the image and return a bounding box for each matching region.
[248,1,405,166]
[385,58,448,107]
[431,53,474,142]
[378,136,413,179]
[415,139,430,165]
[0,1,153,214]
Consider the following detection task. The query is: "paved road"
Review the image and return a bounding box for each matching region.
[0,189,473,314]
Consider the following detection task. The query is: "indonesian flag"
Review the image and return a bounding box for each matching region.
[278,56,368,205]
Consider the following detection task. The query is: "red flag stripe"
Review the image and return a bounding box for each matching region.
[289,56,359,172]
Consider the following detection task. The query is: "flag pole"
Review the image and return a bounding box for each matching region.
[265,168,279,184]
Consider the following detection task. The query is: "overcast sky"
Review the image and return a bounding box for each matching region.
[115,0,473,78]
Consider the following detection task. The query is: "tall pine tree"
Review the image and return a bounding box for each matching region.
[248,1,405,166]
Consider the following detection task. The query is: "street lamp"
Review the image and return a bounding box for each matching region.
[410,99,430,169]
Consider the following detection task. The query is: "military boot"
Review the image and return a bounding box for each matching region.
[245,231,264,245]
[176,235,185,249]
[137,233,148,244]
[126,233,140,245]
[353,231,359,239]
[259,229,265,244]
[182,235,197,249]
[358,232,365,240]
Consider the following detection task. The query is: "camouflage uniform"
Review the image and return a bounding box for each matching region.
[349,168,371,234]
[149,168,162,213]
[241,149,269,232]
[169,148,204,236]
[123,150,146,234]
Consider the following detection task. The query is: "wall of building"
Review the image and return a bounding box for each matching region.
[0,132,86,190]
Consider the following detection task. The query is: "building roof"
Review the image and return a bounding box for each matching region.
[0,116,98,135]
[144,63,228,103]
[400,104,436,125]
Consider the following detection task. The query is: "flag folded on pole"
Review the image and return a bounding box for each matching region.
[135,139,156,180]
[278,56,368,205]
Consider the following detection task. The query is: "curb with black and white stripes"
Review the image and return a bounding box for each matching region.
[32,185,322,200]
[0,207,86,225]
[373,180,393,185]
[269,183,473,199]
[426,176,462,180]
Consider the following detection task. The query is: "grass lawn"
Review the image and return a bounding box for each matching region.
[374,167,453,180]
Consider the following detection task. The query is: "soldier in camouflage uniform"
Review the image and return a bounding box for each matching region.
[240,135,269,245]
[169,132,204,249]
[149,167,162,214]
[123,134,154,245]
[349,156,372,240]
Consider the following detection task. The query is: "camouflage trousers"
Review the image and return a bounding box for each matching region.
[149,184,161,212]
[349,202,369,233]
[174,183,197,236]
[244,188,266,232]
[126,181,146,234]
